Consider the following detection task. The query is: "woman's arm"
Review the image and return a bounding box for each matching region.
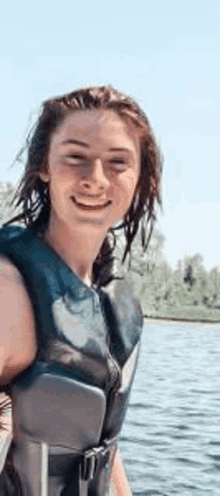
[0,256,37,387]
[111,449,132,496]
[0,257,37,472]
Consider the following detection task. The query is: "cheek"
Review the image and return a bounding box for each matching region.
[48,155,75,178]
[120,174,139,199]
[48,176,67,207]
[49,165,77,191]
[114,177,137,211]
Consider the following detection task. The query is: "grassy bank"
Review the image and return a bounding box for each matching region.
[141,303,220,323]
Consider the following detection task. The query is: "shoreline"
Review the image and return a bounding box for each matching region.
[143,314,220,324]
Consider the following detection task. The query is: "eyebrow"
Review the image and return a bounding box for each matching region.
[62,140,133,154]
[108,147,132,153]
[62,139,89,148]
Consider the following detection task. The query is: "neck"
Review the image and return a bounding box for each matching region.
[43,218,107,285]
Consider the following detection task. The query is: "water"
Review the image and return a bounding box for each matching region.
[119,319,220,495]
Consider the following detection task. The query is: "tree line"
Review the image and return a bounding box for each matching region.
[114,218,220,315]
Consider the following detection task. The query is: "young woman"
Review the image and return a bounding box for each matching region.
[0,86,162,495]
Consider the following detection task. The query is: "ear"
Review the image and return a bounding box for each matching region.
[39,171,50,183]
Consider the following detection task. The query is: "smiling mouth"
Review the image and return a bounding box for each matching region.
[71,197,112,210]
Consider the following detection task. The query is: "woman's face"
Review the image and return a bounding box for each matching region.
[39,109,141,237]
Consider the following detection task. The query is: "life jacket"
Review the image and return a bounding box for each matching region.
[0,225,143,496]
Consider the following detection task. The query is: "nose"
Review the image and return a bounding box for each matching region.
[80,159,110,193]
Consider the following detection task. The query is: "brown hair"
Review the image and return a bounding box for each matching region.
[5,85,163,286]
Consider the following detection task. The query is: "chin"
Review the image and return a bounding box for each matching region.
[68,217,110,234]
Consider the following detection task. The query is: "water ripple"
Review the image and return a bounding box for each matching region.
[119,320,220,495]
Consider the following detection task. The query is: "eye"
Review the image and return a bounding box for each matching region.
[108,158,128,171]
[65,154,87,165]
[110,158,126,163]
[66,154,85,160]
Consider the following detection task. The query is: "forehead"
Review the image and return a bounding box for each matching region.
[51,109,140,151]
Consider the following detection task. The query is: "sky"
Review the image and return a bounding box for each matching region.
[0,0,220,271]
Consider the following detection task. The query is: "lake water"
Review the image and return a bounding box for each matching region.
[119,319,220,495]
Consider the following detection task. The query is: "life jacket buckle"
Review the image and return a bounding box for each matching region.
[80,436,118,482]
[81,450,98,481]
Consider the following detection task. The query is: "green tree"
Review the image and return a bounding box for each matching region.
[114,226,167,308]
[207,266,220,307]
[0,181,21,225]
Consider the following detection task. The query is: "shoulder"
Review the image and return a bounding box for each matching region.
[0,224,26,243]
[0,254,37,385]
[0,254,24,283]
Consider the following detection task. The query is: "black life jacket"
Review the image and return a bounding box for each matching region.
[0,225,143,495]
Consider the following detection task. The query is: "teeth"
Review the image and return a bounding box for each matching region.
[78,201,106,207]
[79,203,104,207]
[72,197,110,208]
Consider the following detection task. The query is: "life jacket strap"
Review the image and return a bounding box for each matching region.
[80,435,118,482]
[62,436,118,496]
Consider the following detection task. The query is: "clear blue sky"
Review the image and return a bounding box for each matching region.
[1,0,219,270]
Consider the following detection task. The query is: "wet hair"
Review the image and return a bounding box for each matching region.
[5,85,163,287]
